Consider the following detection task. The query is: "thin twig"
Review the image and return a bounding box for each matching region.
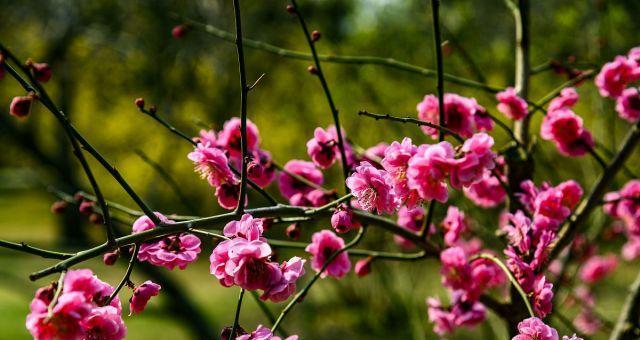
[0,240,73,259]
[106,244,139,305]
[230,288,245,339]
[357,110,464,142]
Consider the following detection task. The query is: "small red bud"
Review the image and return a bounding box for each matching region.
[78,200,94,215]
[220,326,247,340]
[134,97,145,109]
[73,192,85,202]
[50,200,69,214]
[285,4,295,13]
[172,24,190,39]
[355,256,374,277]
[285,223,301,240]
[262,218,273,232]
[307,66,318,75]
[9,93,35,118]
[103,251,119,266]
[89,213,103,225]
[30,62,52,83]
[311,30,322,42]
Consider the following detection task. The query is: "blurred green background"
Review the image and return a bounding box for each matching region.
[1,0,639,339]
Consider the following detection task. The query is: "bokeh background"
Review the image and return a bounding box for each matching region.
[1,0,639,339]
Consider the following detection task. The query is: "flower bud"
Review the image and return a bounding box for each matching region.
[355,256,374,277]
[73,192,84,201]
[171,24,190,39]
[50,200,68,214]
[307,66,318,75]
[220,326,247,340]
[134,97,145,109]
[89,213,103,225]
[331,204,360,234]
[148,104,157,114]
[28,61,52,83]
[285,4,295,13]
[103,251,119,266]
[78,200,94,215]
[9,93,35,118]
[311,30,322,42]
[285,223,301,240]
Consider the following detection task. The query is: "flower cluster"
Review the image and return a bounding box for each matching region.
[26,269,127,340]
[604,180,640,260]
[306,126,356,169]
[417,93,493,139]
[188,118,276,209]
[540,87,594,157]
[233,324,298,340]
[210,214,305,302]
[512,317,582,340]
[132,213,201,270]
[596,47,640,122]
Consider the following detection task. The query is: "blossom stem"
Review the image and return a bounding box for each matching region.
[177,16,503,93]
[106,244,139,305]
[1,56,160,228]
[271,227,366,333]
[529,69,596,117]
[304,193,353,214]
[430,0,446,143]
[230,288,245,339]
[46,271,67,318]
[470,253,535,318]
[357,110,464,142]
[0,240,73,259]
[290,0,350,191]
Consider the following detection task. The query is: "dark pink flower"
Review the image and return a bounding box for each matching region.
[26,291,92,340]
[305,230,351,279]
[260,257,305,302]
[426,290,486,335]
[496,87,529,120]
[382,138,421,207]
[9,94,34,118]
[82,306,127,340]
[355,257,373,277]
[449,133,496,189]
[194,129,217,145]
[473,104,494,131]
[188,142,236,187]
[407,142,454,202]
[227,238,279,290]
[439,247,473,292]
[235,324,298,340]
[616,87,640,122]
[331,204,360,234]
[346,161,396,214]
[573,308,601,335]
[278,160,323,202]
[306,127,337,168]
[417,93,481,139]
[247,149,276,188]
[63,269,121,312]
[216,181,242,210]
[501,211,532,253]
[541,108,593,157]
[531,276,554,318]
[512,317,559,340]
[505,249,535,292]
[595,55,640,98]
[223,213,264,241]
[441,206,469,246]
[129,281,161,315]
[463,169,507,208]
[395,205,425,248]
[426,297,456,335]
[548,87,579,112]
[217,117,260,160]
[579,254,618,284]
[210,239,235,287]
[29,61,52,82]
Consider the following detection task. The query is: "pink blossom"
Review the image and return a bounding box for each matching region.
[449,133,496,189]
[260,257,305,302]
[512,317,559,340]
[382,138,421,207]
[217,117,260,160]
[216,181,241,210]
[439,247,473,292]
[426,297,456,335]
[210,239,235,287]
[556,180,583,209]
[82,306,127,340]
[496,87,529,120]
[622,236,640,260]
[331,204,360,234]
[501,211,532,253]
[441,206,469,246]
[573,308,601,336]
[305,230,351,279]
[9,94,34,118]
[579,254,618,284]
[188,142,236,187]
[473,104,494,131]
[223,213,264,241]
[531,276,554,318]
[29,61,53,82]
[395,205,425,248]
[548,87,579,112]
[426,291,486,335]
[278,160,323,202]
[129,280,161,315]
[133,213,201,270]
[616,87,640,123]
[306,127,337,168]
[236,324,298,340]
[355,257,373,277]
[463,169,507,207]
[26,291,92,340]
[63,269,121,312]
[534,187,572,230]
[471,256,506,290]
[194,129,217,145]
[540,108,593,157]
[346,161,396,214]
[226,238,279,290]
[595,55,640,98]
[417,93,481,139]
[407,142,454,202]
[505,249,535,292]
[247,149,276,188]
[629,46,640,61]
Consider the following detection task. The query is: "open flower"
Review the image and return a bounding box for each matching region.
[346,161,396,214]
[305,230,351,279]
[278,160,323,203]
[407,142,454,202]
[188,142,236,187]
[496,87,529,120]
[595,55,640,98]
[306,127,338,168]
[417,93,482,139]
[129,281,161,315]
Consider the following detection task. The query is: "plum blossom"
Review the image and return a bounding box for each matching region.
[496,87,529,120]
[247,149,276,188]
[235,325,298,340]
[463,168,507,208]
[305,230,351,279]
[395,205,426,248]
[82,306,127,340]
[441,206,469,246]
[541,108,594,157]
[406,142,455,202]
[223,213,264,241]
[381,138,421,207]
[260,257,305,302]
[330,204,360,234]
[512,317,559,340]
[355,257,373,277]
[306,127,338,168]
[579,254,618,284]
[216,181,241,210]
[27,291,93,340]
[129,281,161,315]
[426,290,486,335]
[346,161,396,214]
[188,142,236,187]
[531,276,554,318]
[595,55,640,98]
[548,87,579,112]
[616,87,640,122]
[278,160,323,204]
[132,213,201,270]
[449,133,496,189]
[417,93,486,139]
[10,94,34,118]
[217,117,260,160]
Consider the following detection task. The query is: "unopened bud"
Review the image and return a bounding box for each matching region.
[311,30,322,42]
[50,200,68,214]
[78,200,94,215]
[29,61,52,83]
[285,4,295,13]
[171,24,191,39]
[355,256,374,277]
[307,66,318,75]
[9,93,35,118]
[73,192,85,202]
[134,97,145,109]
[220,326,247,340]
[89,213,103,225]
[103,251,119,266]
[285,223,301,240]
[148,105,157,114]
